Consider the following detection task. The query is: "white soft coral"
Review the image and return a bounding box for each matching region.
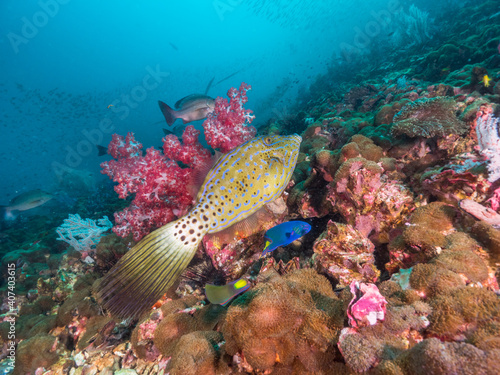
[476,114,500,183]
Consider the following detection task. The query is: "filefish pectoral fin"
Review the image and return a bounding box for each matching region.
[269,155,284,166]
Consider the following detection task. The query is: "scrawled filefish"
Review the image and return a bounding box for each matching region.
[97,134,302,319]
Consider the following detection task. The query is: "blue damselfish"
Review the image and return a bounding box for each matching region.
[261,220,311,256]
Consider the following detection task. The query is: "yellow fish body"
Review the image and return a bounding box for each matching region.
[97,134,302,318]
[483,75,491,87]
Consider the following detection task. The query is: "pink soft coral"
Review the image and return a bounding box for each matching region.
[203,82,256,153]
[101,132,195,241]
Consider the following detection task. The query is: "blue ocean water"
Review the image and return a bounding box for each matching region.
[0,0,453,203]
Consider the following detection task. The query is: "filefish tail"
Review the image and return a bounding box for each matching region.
[96,220,199,319]
[158,100,178,126]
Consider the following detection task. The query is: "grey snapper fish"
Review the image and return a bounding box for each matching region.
[2,189,53,220]
[97,134,302,319]
[158,94,215,126]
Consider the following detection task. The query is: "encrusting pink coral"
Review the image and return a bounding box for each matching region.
[347,282,387,328]
[327,156,413,242]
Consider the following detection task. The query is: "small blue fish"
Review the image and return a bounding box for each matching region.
[205,278,250,306]
[261,221,311,257]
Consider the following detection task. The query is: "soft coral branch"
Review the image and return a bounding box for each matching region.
[203,82,256,153]
[101,133,194,241]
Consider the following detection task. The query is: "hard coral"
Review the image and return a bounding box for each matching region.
[328,157,413,242]
[429,286,500,340]
[13,334,63,375]
[166,331,227,375]
[338,328,380,373]
[222,268,345,373]
[131,309,162,361]
[313,221,379,287]
[391,97,468,138]
[56,286,99,327]
[151,296,225,359]
[150,296,199,357]
[409,263,465,298]
[471,221,500,264]
[431,248,489,284]
[394,338,500,375]
[386,202,456,272]
[94,233,132,272]
[339,295,432,373]
[421,169,491,203]
[339,134,384,163]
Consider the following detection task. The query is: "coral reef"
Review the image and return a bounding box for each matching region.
[101,132,194,240]
[4,3,500,373]
[222,268,345,373]
[376,338,500,375]
[56,214,112,256]
[13,334,65,375]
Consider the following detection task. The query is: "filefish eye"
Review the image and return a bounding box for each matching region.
[263,136,273,145]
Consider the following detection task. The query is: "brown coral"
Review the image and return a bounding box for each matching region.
[151,296,225,358]
[166,331,227,375]
[431,249,489,283]
[391,97,468,138]
[339,134,384,163]
[313,221,379,287]
[386,202,457,272]
[409,263,465,298]
[13,334,63,375]
[429,286,500,339]
[222,268,345,373]
[395,338,500,375]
